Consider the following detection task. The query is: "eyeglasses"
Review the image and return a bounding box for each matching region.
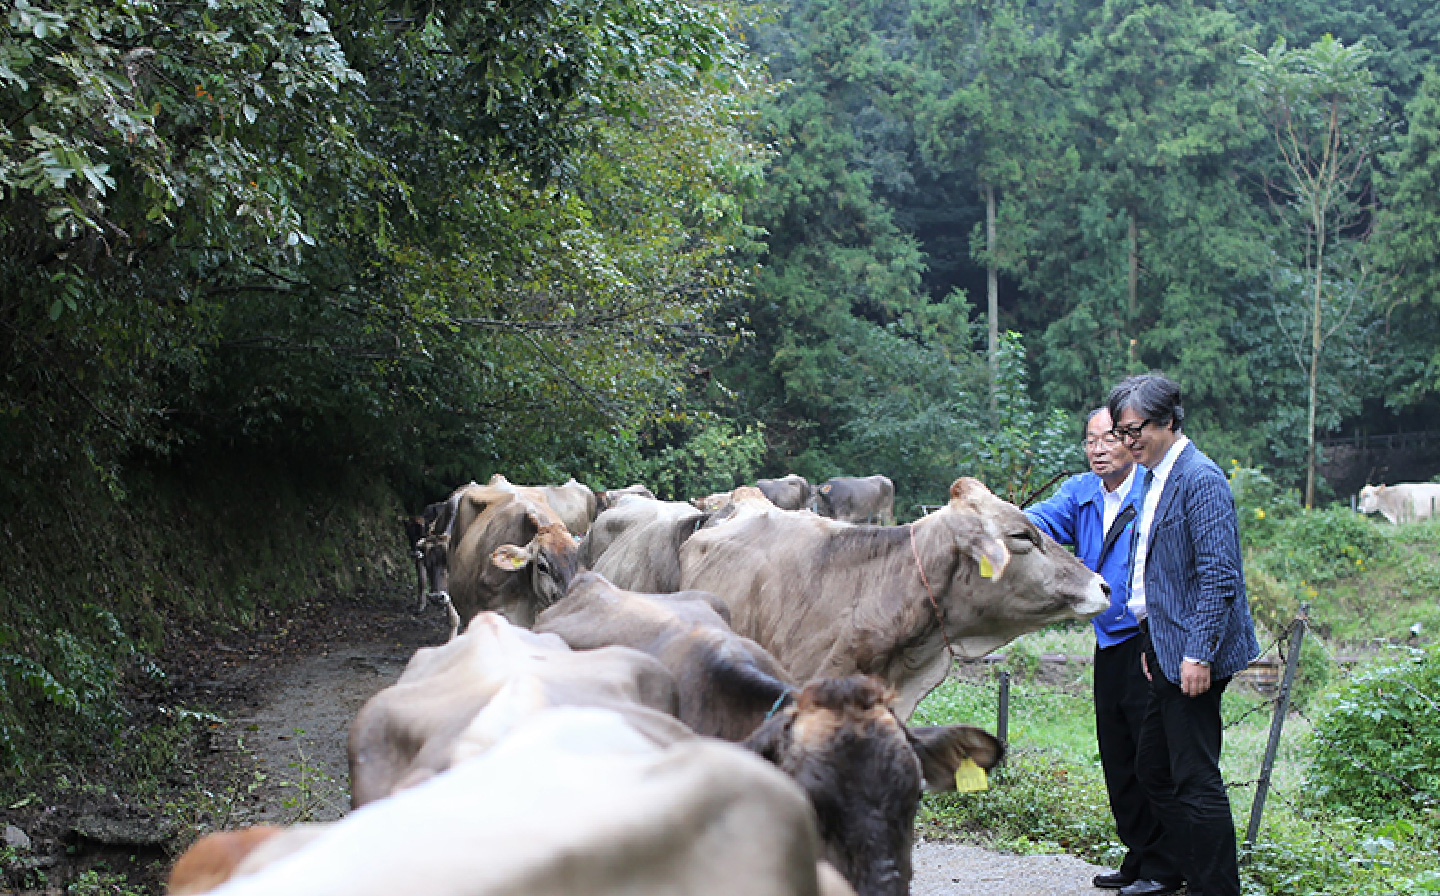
[1081,434,1121,450]
[1112,419,1157,442]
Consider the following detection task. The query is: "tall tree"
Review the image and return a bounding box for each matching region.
[1373,68,1440,407]
[911,0,1064,406]
[1242,35,1387,507]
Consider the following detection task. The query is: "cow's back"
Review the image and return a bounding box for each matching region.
[757,475,812,511]
[201,709,833,896]
[1397,483,1440,522]
[680,510,865,680]
[538,573,793,740]
[349,613,686,806]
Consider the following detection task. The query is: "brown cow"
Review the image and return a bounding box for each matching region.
[811,475,895,524]
[486,473,597,536]
[174,707,852,896]
[536,572,1003,896]
[536,571,791,741]
[579,496,712,592]
[594,482,657,514]
[347,611,688,807]
[757,474,814,511]
[680,477,1110,718]
[442,482,580,634]
[582,488,774,593]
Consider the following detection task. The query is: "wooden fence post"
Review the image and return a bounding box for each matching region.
[996,669,1011,762]
[1243,604,1309,854]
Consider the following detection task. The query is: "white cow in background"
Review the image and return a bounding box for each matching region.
[1358,483,1440,524]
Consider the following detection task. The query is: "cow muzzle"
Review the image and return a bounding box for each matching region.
[1076,575,1110,617]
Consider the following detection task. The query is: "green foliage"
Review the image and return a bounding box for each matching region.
[1240,35,1389,505]
[913,667,1117,860]
[1374,68,1440,409]
[65,868,147,896]
[1307,644,1440,821]
[1243,811,1440,896]
[0,0,771,495]
[920,748,1118,860]
[633,420,767,501]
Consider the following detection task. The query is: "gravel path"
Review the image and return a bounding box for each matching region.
[205,604,1110,895]
[912,841,1109,896]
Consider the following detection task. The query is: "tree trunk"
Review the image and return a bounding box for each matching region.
[1306,213,1326,510]
[986,183,998,412]
[1127,215,1139,365]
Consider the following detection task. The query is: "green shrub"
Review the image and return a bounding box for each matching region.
[634,420,766,501]
[1306,644,1440,821]
[1259,507,1388,586]
[1229,462,1302,550]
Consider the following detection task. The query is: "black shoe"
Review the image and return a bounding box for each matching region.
[1093,871,1135,889]
[1118,880,1183,896]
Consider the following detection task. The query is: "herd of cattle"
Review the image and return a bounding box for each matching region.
[167,472,1113,896]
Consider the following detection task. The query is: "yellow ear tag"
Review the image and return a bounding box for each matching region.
[955,756,988,792]
[978,555,996,579]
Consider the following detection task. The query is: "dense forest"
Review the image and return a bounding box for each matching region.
[4,0,1440,515]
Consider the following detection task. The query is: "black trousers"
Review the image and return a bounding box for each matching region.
[1095,636,1181,883]
[1136,651,1239,896]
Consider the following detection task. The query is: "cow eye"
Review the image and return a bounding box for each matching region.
[1009,530,1039,548]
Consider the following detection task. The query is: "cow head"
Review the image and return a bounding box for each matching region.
[935,477,1109,659]
[490,520,580,613]
[744,675,1002,896]
[1358,484,1382,513]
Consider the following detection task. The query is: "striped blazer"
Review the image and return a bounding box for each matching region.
[1138,442,1260,683]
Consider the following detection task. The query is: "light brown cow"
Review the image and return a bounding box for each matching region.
[347,611,688,807]
[535,572,1002,896]
[441,483,579,634]
[595,483,657,514]
[174,708,854,896]
[579,496,712,592]
[582,488,775,593]
[680,477,1110,718]
[486,473,597,536]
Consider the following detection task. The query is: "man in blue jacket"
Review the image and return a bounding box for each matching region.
[1028,408,1182,894]
[1108,373,1260,896]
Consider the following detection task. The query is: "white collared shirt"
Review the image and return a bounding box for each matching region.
[1127,434,1190,621]
[1101,466,1138,535]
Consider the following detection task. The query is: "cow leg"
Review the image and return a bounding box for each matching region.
[432,591,460,641]
[414,551,429,613]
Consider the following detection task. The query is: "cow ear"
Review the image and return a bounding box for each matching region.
[907,724,1004,792]
[490,543,534,571]
[742,713,792,765]
[955,529,1010,580]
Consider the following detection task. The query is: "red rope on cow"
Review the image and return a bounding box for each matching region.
[910,522,961,667]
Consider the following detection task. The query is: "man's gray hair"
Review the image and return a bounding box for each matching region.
[1083,407,1107,438]
[1106,374,1184,432]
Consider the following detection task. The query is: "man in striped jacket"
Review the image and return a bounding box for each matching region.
[1107,373,1260,896]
